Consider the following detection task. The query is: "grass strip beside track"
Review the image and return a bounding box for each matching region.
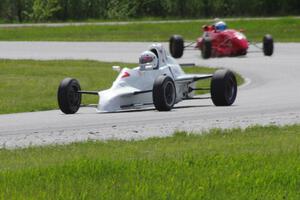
[0,125,300,199]
[0,17,299,42]
[0,59,243,114]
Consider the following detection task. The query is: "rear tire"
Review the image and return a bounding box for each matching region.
[169,35,184,58]
[153,76,176,111]
[211,69,237,106]
[201,37,212,59]
[57,78,81,114]
[263,34,274,56]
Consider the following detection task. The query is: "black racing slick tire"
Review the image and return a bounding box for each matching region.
[210,69,237,106]
[263,34,274,56]
[240,50,247,56]
[153,76,176,111]
[169,35,184,58]
[57,78,82,114]
[201,37,212,59]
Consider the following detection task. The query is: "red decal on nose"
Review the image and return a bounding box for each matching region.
[121,72,130,78]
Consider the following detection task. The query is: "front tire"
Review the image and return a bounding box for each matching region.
[57,78,81,114]
[240,50,247,56]
[169,35,184,58]
[263,34,274,56]
[210,69,237,106]
[201,37,212,59]
[153,76,176,111]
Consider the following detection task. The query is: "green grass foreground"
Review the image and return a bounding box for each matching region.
[0,17,299,42]
[1,125,300,199]
[0,59,243,114]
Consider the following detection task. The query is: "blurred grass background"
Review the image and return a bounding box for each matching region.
[0,18,299,42]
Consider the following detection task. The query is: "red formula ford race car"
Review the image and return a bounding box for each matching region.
[169,20,274,59]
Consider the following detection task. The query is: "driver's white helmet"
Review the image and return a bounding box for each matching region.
[139,51,158,70]
[215,21,227,31]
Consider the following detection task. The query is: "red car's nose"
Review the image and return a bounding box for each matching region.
[240,39,249,50]
[233,38,248,50]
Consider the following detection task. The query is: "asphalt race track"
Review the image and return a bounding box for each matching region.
[0,42,300,148]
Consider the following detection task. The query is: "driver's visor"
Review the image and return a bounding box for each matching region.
[139,55,154,64]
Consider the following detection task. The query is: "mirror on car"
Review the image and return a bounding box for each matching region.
[112,66,121,72]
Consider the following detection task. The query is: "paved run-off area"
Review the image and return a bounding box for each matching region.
[0,42,300,148]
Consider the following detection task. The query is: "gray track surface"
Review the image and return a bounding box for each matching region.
[0,42,300,148]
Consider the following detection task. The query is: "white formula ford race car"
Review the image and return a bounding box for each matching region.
[57,43,237,114]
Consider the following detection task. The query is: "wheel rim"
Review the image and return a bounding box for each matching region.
[164,81,175,106]
[171,40,176,55]
[68,84,80,109]
[225,77,236,103]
